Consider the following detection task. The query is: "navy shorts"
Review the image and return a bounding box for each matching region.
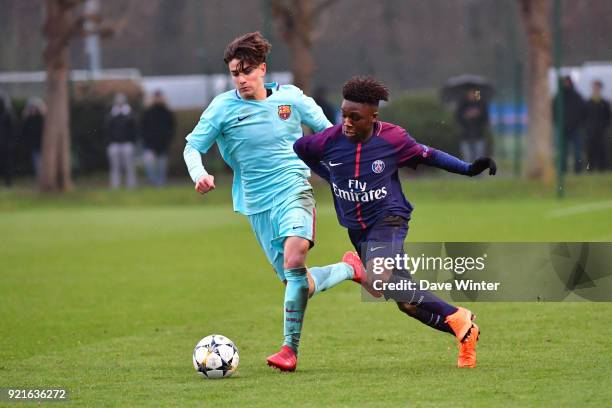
[349,215,414,300]
[348,215,409,268]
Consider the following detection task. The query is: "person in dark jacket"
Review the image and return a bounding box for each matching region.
[455,88,489,162]
[21,98,45,179]
[142,90,175,186]
[0,96,15,187]
[313,86,338,125]
[554,76,586,174]
[585,80,610,171]
[105,93,138,188]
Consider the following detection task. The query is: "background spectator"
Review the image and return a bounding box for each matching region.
[21,97,46,179]
[554,76,586,174]
[455,88,489,162]
[0,95,15,187]
[585,80,611,171]
[313,86,338,125]
[105,93,138,189]
[142,90,175,186]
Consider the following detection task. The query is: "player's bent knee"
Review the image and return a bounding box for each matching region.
[397,302,417,315]
[284,254,307,270]
[283,239,309,269]
[283,247,308,269]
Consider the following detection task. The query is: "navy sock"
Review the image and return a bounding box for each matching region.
[384,274,458,317]
[418,296,458,318]
[409,307,454,335]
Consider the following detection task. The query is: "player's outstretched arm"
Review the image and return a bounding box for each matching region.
[419,148,496,177]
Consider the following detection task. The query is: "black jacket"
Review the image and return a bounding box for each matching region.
[585,97,611,136]
[314,98,336,125]
[105,108,137,144]
[0,104,15,150]
[141,104,175,153]
[455,99,489,140]
[553,87,586,134]
[22,114,44,152]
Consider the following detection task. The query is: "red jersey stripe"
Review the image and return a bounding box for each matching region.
[354,143,367,229]
[355,203,367,229]
[354,142,362,178]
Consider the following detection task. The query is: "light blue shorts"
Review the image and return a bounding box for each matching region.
[248,188,316,281]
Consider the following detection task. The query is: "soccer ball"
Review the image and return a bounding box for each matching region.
[192,334,239,379]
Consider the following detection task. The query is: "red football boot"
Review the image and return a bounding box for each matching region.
[342,251,382,298]
[266,345,297,372]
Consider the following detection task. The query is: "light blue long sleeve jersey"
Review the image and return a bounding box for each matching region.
[184,82,332,215]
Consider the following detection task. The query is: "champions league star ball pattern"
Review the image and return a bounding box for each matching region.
[193,334,239,379]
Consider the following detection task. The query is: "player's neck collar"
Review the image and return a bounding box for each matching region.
[234,82,278,100]
[264,82,279,90]
[363,121,381,142]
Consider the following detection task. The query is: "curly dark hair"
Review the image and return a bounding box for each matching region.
[342,76,390,106]
[223,32,272,67]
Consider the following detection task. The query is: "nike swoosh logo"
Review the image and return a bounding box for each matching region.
[292,225,303,230]
[237,114,253,122]
[370,246,385,252]
[285,308,301,313]
[329,162,343,167]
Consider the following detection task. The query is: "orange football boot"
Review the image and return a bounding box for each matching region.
[445,307,479,368]
[457,323,479,368]
[445,307,474,342]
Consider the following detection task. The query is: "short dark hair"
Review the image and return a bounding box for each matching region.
[223,32,272,66]
[593,80,604,88]
[342,76,390,106]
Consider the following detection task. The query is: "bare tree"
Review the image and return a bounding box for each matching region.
[271,0,337,95]
[41,0,117,192]
[518,0,555,183]
[41,0,81,191]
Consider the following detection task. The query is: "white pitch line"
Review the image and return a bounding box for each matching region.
[547,200,612,218]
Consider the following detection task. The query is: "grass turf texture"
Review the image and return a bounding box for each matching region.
[2,176,612,407]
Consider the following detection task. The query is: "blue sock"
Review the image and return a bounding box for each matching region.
[283,267,309,353]
[309,262,354,297]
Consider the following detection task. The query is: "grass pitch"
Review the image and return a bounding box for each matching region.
[2,176,612,407]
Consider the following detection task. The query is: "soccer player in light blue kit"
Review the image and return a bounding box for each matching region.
[183,32,363,372]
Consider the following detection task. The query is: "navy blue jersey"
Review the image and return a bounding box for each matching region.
[294,122,432,230]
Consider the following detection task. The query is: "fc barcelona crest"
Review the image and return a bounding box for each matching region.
[278,105,292,120]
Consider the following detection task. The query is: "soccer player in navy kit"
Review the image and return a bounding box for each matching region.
[294,76,497,368]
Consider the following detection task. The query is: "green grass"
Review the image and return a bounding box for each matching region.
[1,176,612,407]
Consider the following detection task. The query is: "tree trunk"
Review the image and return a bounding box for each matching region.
[288,34,315,94]
[41,0,75,192]
[518,0,555,183]
[287,1,314,94]
[272,0,336,95]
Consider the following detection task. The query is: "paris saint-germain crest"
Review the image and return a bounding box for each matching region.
[372,160,385,174]
[278,105,292,120]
